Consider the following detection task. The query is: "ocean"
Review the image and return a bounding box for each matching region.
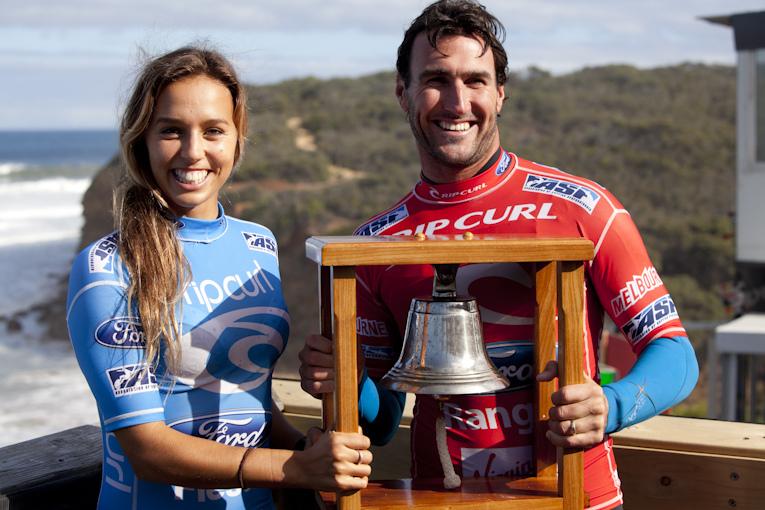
[0,130,117,447]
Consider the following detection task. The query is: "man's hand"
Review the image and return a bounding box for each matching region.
[536,360,609,448]
[299,334,335,398]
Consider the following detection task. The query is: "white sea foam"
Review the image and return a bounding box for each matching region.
[0,172,98,447]
[0,177,89,247]
[0,162,26,176]
[0,315,99,448]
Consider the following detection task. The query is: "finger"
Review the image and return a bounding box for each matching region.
[334,431,372,451]
[536,360,558,381]
[299,348,335,369]
[305,334,333,354]
[306,427,323,446]
[299,375,335,396]
[338,475,368,494]
[551,380,604,406]
[549,400,593,422]
[298,363,334,382]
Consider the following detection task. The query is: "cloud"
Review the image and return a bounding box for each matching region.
[1,0,426,32]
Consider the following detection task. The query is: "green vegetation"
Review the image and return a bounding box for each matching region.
[228,64,736,351]
[78,63,737,401]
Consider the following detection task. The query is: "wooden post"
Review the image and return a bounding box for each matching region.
[332,266,360,510]
[534,261,558,479]
[558,261,585,510]
[320,265,335,431]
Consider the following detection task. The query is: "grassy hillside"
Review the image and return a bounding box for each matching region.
[75,64,736,391]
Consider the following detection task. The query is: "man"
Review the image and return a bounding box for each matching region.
[299,1,698,509]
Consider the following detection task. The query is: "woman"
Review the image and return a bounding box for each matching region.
[66,46,371,509]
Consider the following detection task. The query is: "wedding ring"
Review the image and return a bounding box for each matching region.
[569,419,577,436]
[356,450,362,464]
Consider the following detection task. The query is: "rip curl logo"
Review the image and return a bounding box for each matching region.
[106,364,157,397]
[95,317,145,348]
[176,307,290,394]
[183,259,275,313]
[88,233,119,273]
[522,174,601,213]
[242,232,278,257]
[428,182,487,201]
[355,204,409,236]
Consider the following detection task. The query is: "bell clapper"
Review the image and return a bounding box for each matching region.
[436,399,462,489]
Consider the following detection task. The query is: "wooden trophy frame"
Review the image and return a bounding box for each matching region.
[305,234,593,510]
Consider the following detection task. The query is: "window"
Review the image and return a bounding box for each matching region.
[757,49,765,162]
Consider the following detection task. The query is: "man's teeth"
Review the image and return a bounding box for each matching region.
[438,121,471,132]
[173,169,208,184]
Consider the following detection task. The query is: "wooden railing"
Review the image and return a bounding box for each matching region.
[2,380,764,509]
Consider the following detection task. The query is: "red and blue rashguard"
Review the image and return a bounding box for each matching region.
[353,149,696,510]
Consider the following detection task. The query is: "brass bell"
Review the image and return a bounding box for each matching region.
[380,264,510,395]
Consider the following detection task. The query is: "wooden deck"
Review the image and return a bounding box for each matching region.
[2,379,765,509]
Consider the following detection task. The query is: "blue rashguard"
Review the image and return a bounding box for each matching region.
[66,204,289,510]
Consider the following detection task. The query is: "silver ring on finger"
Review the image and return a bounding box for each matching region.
[356,450,362,464]
[568,419,577,436]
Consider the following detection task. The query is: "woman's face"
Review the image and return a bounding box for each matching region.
[145,75,238,219]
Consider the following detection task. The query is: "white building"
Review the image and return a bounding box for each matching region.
[706,11,765,421]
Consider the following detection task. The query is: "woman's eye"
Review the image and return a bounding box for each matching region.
[159,127,181,137]
[206,128,224,136]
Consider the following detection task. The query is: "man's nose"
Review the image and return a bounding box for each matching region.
[442,82,469,116]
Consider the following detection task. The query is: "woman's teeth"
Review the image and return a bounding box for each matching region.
[173,169,208,184]
[438,121,471,132]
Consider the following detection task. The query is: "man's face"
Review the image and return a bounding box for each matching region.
[397,32,505,182]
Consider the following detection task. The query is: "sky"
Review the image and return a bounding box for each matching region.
[1,0,763,130]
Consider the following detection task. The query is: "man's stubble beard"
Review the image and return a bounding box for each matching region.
[406,96,499,171]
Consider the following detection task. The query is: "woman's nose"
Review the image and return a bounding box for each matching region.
[181,132,204,161]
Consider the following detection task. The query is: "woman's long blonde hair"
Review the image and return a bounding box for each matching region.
[117,46,248,371]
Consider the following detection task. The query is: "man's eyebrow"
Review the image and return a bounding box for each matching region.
[417,68,493,81]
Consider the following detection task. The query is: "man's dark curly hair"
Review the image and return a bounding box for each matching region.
[396,0,508,87]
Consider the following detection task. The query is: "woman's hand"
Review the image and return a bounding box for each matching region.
[536,360,609,448]
[289,427,372,493]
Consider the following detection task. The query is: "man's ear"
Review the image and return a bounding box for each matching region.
[395,74,408,113]
[496,84,506,114]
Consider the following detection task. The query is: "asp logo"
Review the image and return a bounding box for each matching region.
[522,174,601,213]
[355,204,409,236]
[88,233,119,273]
[361,344,395,361]
[622,295,678,345]
[95,317,145,348]
[106,364,157,397]
[242,232,277,256]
